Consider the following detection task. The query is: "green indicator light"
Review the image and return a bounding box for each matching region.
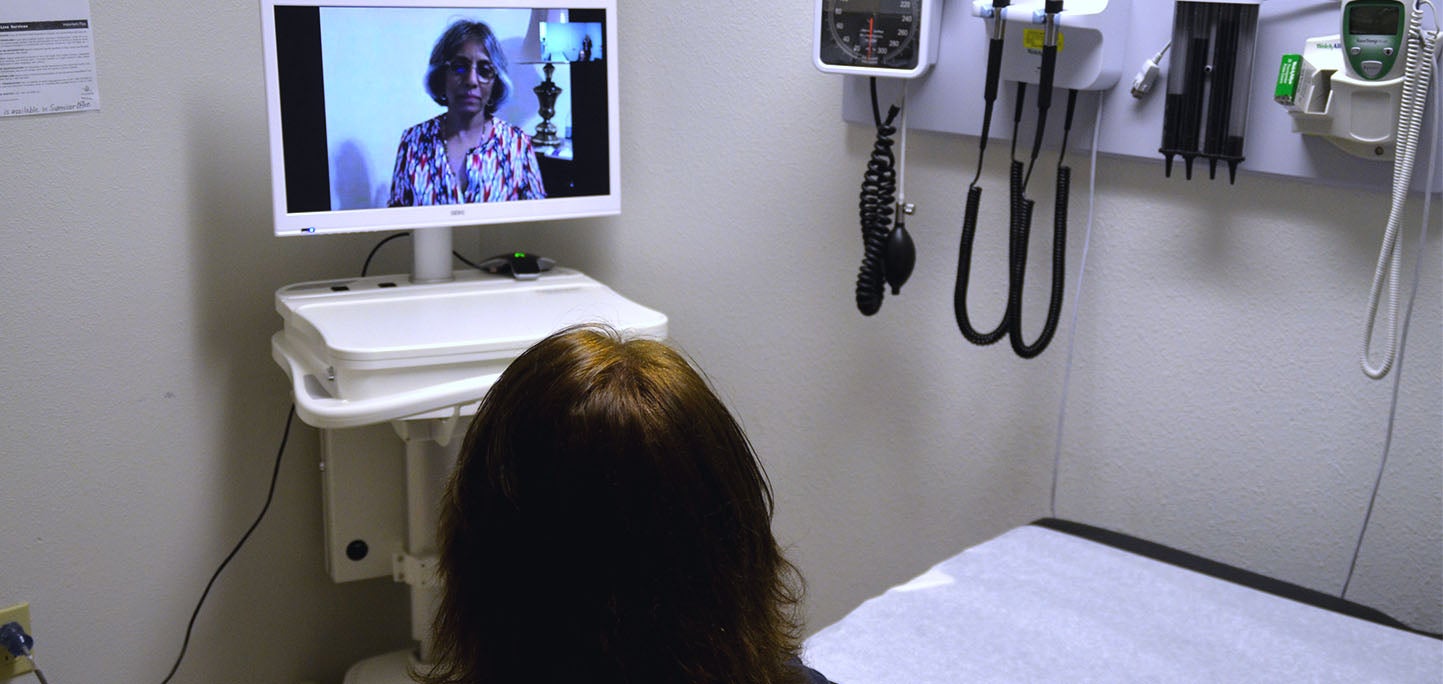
[514,252,525,258]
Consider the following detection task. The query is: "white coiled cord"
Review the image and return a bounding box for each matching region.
[1362,0,1439,379]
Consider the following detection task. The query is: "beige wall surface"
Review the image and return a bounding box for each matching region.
[0,2,1437,682]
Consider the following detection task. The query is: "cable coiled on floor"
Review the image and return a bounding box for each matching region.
[857,77,905,316]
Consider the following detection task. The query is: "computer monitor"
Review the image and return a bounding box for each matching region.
[260,0,619,281]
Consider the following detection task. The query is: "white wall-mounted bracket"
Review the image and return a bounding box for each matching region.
[1281,34,1404,160]
[986,0,1133,91]
[392,552,440,589]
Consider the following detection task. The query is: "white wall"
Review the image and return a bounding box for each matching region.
[0,2,1436,682]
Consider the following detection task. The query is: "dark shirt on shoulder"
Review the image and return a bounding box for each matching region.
[789,657,836,684]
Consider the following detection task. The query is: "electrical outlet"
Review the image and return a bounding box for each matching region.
[0,602,35,680]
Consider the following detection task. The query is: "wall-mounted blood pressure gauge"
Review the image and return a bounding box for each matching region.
[814,0,944,78]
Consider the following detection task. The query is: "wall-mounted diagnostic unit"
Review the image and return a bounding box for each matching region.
[818,0,1439,382]
[951,0,1129,359]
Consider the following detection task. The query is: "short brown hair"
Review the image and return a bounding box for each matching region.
[417,325,805,684]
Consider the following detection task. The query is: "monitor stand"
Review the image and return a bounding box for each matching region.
[410,226,454,284]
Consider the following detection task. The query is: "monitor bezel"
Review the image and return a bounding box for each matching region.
[259,0,621,237]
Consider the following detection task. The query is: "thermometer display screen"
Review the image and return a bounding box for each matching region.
[1349,5,1400,35]
[1343,0,1405,80]
[819,0,922,70]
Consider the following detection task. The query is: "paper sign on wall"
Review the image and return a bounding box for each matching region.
[0,0,101,118]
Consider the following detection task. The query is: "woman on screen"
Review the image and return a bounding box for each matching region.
[388,19,546,206]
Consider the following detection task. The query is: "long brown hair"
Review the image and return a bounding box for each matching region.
[417,325,805,684]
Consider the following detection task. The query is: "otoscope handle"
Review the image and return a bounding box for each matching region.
[1038,0,1062,110]
[984,38,1006,102]
[1037,44,1058,111]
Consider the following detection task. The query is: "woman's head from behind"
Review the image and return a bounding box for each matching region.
[425,19,512,117]
[423,325,803,684]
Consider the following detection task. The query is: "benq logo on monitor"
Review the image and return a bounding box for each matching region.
[451,209,465,216]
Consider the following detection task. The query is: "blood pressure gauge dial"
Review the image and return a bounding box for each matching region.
[814,0,944,79]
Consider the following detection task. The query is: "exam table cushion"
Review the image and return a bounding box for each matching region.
[803,520,1442,683]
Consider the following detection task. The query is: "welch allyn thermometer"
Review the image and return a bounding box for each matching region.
[1343,0,1407,81]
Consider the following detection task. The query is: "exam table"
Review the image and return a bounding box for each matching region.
[803,519,1442,683]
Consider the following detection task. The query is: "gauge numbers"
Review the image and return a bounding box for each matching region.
[820,0,923,70]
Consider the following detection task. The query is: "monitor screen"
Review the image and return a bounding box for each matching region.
[260,0,619,237]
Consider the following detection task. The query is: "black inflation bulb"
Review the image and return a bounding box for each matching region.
[884,222,916,295]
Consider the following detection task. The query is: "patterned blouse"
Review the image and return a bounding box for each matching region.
[388,114,547,206]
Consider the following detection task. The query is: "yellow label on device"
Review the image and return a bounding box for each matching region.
[1022,28,1064,52]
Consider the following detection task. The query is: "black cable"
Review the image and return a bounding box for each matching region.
[956,81,1028,346]
[955,185,1010,344]
[954,82,1028,345]
[856,77,902,316]
[1057,89,1080,168]
[1010,81,1028,163]
[1023,64,1055,187]
[955,0,1072,359]
[1007,82,1033,297]
[1023,0,1064,191]
[452,250,484,272]
[955,5,1013,345]
[1009,90,1078,359]
[969,2,1010,188]
[360,231,488,277]
[160,405,296,684]
[960,82,1075,359]
[361,232,412,277]
[0,622,47,684]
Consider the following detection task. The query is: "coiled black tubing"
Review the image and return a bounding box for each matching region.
[955,85,1074,358]
[1008,162,1069,359]
[857,78,901,316]
[955,185,1008,344]
[953,34,1010,344]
